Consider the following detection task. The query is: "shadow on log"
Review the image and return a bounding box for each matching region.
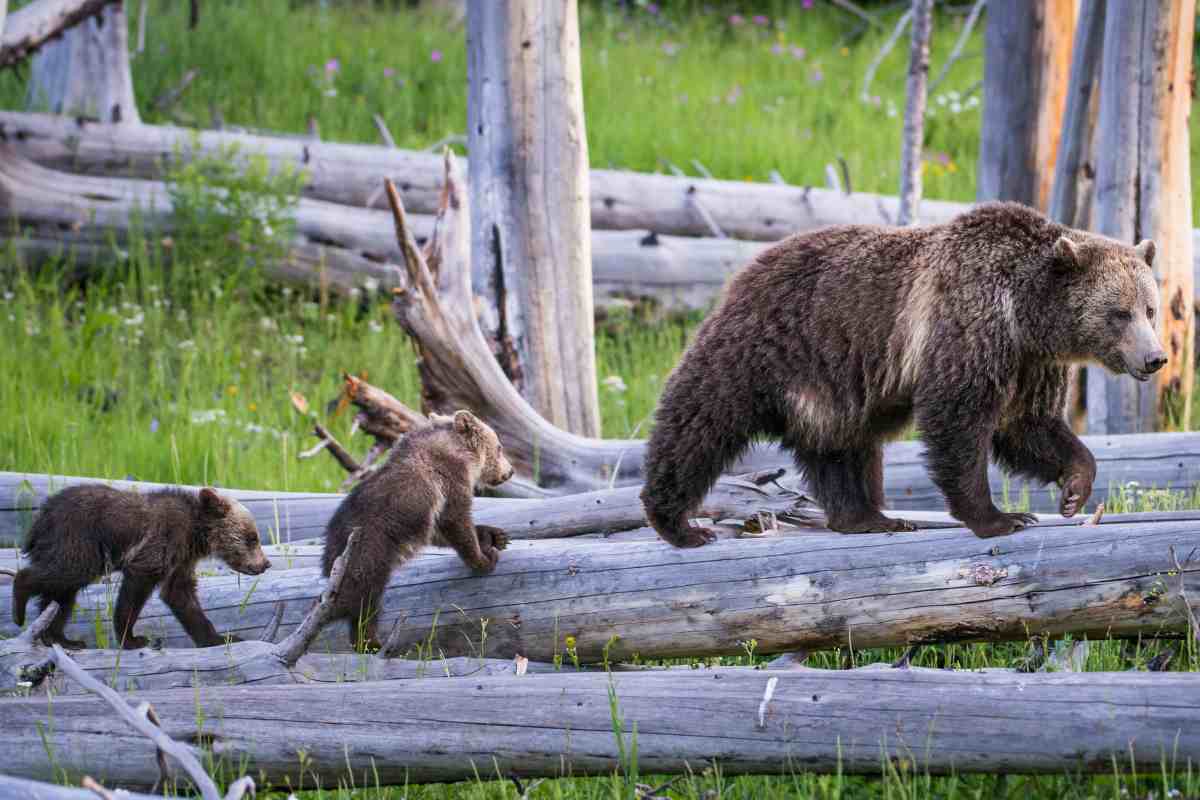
[3,668,1198,788]
[3,518,1196,658]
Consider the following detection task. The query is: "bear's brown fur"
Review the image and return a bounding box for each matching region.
[320,410,515,652]
[13,485,271,648]
[641,202,1166,545]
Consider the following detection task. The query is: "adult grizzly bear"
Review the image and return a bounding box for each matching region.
[321,410,514,652]
[641,202,1166,546]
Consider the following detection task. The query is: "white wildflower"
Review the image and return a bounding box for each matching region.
[259,317,278,331]
[190,409,227,424]
[603,375,628,394]
[178,340,197,351]
[363,277,380,293]
[368,320,384,333]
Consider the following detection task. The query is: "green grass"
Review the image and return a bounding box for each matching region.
[3,2,1200,798]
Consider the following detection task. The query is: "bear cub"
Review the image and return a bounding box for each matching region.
[12,485,272,649]
[321,409,515,652]
[641,202,1166,545]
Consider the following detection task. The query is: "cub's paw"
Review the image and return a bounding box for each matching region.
[659,524,718,549]
[968,512,1038,539]
[118,635,150,651]
[471,546,502,575]
[1059,472,1094,518]
[476,525,509,551]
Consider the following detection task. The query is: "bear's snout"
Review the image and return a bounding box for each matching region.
[1145,352,1168,374]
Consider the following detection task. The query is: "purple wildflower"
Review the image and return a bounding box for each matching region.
[646,2,659,13]
[384,67,395,78]
[324,58,339,74]
[430,49,443,63]
[810,68,824,84]
[150,418,159,433]
[752,14,769,26]
[729,14,745,26]
[802,0,814,7]
[791,45,806,59]
[771,43,784,55]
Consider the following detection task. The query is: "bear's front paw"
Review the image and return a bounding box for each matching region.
[1059,472,1093,518]
[967,512,1038,539]
[472,546,501,575]
[119,635,150,651]
[475,525,509,551]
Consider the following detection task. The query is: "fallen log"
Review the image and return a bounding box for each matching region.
[3,518,1196,658]
[3,668,1198,788]
[0,775,170,800]
[0,145,762,312]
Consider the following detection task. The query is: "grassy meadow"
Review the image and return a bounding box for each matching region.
[2,2,1200,798]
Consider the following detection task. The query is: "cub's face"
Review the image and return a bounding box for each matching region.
[199,488,272,575]
[452,410,516,488]
[1059,236,1167,382]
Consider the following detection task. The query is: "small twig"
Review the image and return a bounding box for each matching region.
[50,645,225,800]
[1168,545,1200,647]
[828,0,884,29]
[385,177,439,300]
[81,776,117,800]
[837,156,852,195]
[686,186,726,238]
[135,0,149,56]
[824,163,843,193]
[658,158,686,178]
[304,423,362,473]
[373,113,397,149]
[861,8,912,100]
[209,102,224,131]
[152,69,198,112]
[636,776,684,799]
[756,675,779,729]
[960,78,983,100]
[424,133,468,153]
[14,601,60,646]
[768,170,787,186]
[379,613,410,659]
[928,0,986,95]
[891,644,920,668]
[306,114,321,141]
[1082,503,1105,526]
[272,529,361,666]
[260,600,286,643]
[509,775,546,800]
[136,701,172,792]
[690,159,713,179]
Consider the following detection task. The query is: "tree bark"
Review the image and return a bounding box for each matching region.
[467,0,601,437]
[3,516,1196,658]
[896,0,932,226]
[0,775,169,800]
[25,1,139,124]
[1088,0,1195,434]
[4,668,1199,788]
[978,0,1076,209]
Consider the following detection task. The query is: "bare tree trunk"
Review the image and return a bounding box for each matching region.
[978,0,1076,209]
[1088,0,1194,434]
[0,0,122,67]
[896,0,932,226]
[466,0,601,437]
[25,1,139,124]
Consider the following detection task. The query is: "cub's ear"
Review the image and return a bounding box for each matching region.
[1135,239,1156,267]
[1053,236,1084,271]
[453,409,481,438]
[199,487,227,512]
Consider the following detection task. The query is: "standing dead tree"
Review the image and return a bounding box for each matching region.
[466,0,601,437]
[25,0,138,123]
[896,0,932,226]
[977,0,1076,210]
[1087,0,1195,434]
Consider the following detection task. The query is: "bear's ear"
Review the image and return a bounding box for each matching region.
[453,409,481,439]
[199,487,228,513]
[1135,239,1156,267]
[1052,236,1084,271]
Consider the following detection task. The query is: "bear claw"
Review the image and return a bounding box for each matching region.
[661,525,718,548]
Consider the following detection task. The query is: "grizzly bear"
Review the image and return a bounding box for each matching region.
[13,485,272,648]
[641,202,1166,545]
[320,409,515,652]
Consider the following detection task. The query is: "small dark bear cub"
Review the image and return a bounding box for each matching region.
[321,409,515,652]
[12,485,271,649]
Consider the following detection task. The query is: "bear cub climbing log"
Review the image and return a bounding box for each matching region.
[642,202,1166,545]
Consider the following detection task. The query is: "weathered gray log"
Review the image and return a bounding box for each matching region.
[0,144,760,312]
[2,640,556,694]
[977,0,1075,210]
[0,0,119,68]
[26,2,138,124]
[7,110,1200,300]
[0,468,816,546]
[896,0,931,226]
[3,517,1196,658]
[467,0,601,436]
[0,775,170,800]
[3,668,1198,788]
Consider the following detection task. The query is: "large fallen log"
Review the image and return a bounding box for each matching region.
[0,145,762,312]
[4,668,1199,787]
[0,775,169,800]
[3,517,1196,658]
